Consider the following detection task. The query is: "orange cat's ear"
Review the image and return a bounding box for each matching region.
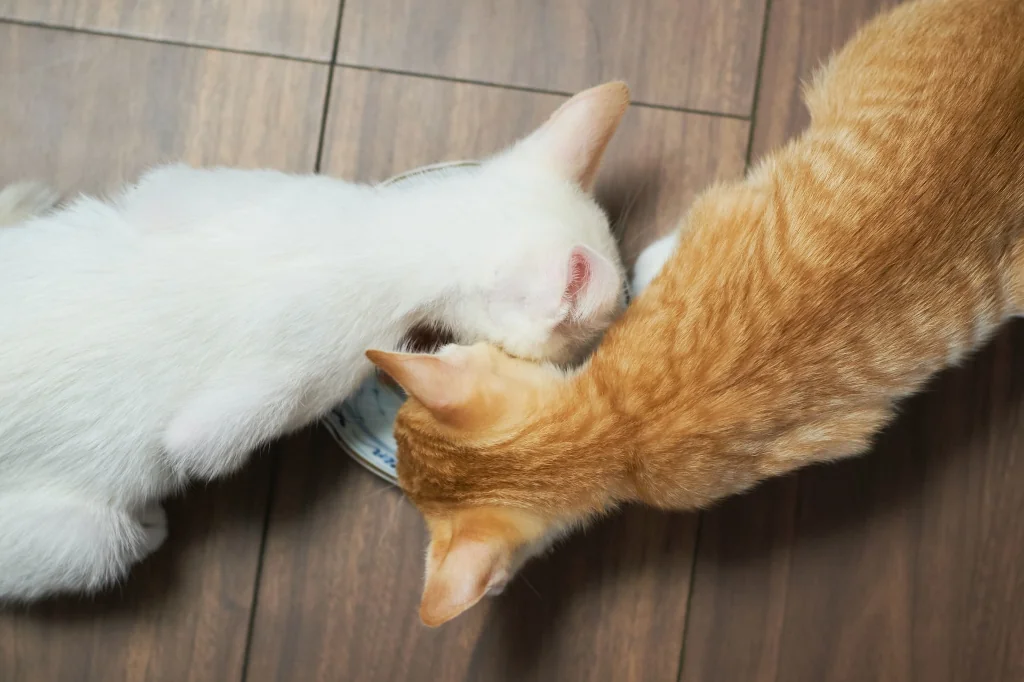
[365,348,476,414]
[521,81,630,191]
[419,533,506,627]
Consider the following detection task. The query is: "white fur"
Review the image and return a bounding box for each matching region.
[0,137,625,599]
[631,231,679,295]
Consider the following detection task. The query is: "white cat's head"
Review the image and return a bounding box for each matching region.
[424,82,631,364]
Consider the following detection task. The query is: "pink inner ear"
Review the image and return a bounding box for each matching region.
[420,537,502,627]
[564,249,592,304]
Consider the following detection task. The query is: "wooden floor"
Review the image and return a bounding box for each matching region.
[2,0,1023,680]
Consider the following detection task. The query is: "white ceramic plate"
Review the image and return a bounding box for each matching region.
[324,160,480,484]
[323,368,405,485]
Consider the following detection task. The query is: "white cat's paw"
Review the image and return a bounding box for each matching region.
[631,231,680,296]
[0,182,60,226]
[139,502,168,555]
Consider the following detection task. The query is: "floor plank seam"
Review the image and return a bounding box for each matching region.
[237,452,283,682]
[0,16,333,65]
[674,515,705,682]
[313,0,349,173]
[331,62,752,120]
[742,0,776,168]
[0,16,751,122]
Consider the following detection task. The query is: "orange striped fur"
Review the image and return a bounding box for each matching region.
[370,0,1024,625]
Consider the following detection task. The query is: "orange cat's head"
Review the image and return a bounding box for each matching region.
[367,344,616,626]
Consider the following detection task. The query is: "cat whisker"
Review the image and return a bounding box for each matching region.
[611,182,645,241]
[519,574,543,601]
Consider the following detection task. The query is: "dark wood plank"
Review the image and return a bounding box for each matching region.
[686,331,1024,682]
[681,1,1024,681]
[246,69,750,682]
[771,331,1024,682]
[677,478,801,682]
[0,464,275,682]
[0,24,327,682]
[0,0,340,59]
[335,0,767,115]
[0,23,326,192]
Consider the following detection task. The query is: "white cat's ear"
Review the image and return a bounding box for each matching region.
[419,533,506,627]
[519,81,630,191]
[366,347,476,415]
[562,244,622,322]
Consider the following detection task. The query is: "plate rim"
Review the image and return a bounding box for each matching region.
[323,409,399,486]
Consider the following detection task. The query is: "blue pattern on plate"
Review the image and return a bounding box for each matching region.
[324,370,404,483]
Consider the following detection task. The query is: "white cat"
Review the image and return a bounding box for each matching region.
[0,82,631,600]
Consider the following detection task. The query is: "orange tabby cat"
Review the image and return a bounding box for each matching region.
[368,0,1024,627]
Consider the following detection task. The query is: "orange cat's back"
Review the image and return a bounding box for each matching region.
[798,0,1024,249]
[763,0,1024,271]
[614,0,1024,480]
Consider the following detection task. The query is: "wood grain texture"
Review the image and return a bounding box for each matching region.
[335,0,767,115]
[0,463,274,682]
[0,23,327,192]
[768,331,1024,682]
[245,69,750,682]
[0,24,327,682]
[748,0,900,157]
[681,1,1024,681]
[0,0,340,59]
[686,331,1024,682]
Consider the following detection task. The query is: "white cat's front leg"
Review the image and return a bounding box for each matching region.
[0,494,161,600]
[163,374,297,480]
[631,231,680,296]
